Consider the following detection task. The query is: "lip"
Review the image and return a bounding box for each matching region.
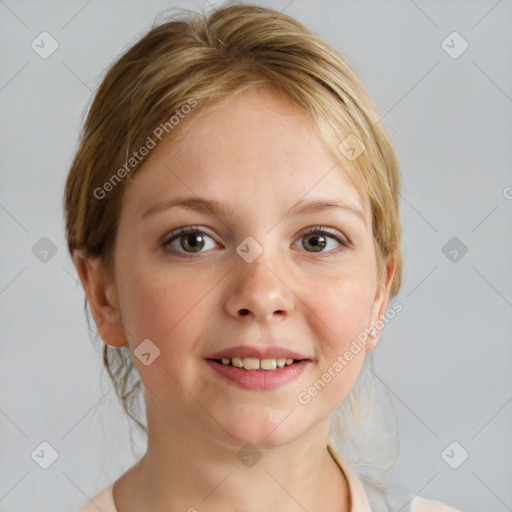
[205,359,310,391]
[206,345,310,360]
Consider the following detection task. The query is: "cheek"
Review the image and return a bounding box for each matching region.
[118,267,212,399]
[116,256,199,344]
[304,266,375,364]
[299,274,373,412]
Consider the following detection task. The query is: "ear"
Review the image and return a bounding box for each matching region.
[72,249,128,347]
[365,253,396,352]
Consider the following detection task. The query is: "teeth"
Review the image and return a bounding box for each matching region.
[276,357,286,368]
[217,357,296,370]
[243,358,260,370]
[261,358,277,370]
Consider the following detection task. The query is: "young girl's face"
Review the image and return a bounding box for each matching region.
[109,87,391,449]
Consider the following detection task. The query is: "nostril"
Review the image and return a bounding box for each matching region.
[240,309,249,316]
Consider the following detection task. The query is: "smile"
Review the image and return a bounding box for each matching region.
[205,358,310,391]
[211,357,296,370]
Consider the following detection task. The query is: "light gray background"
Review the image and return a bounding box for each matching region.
[1,0,511,511]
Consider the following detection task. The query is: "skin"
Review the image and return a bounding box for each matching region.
[73,86,395,512]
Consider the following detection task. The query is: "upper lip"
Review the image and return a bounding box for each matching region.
[206,345,310,360]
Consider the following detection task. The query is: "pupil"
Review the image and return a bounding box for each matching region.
[184,233,203,251]
[307,234,325,251]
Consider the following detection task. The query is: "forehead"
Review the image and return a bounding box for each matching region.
[123,87,370,223]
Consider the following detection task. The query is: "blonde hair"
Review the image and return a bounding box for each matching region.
[64,1,403,468]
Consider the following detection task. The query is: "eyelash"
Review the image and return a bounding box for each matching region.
[161,225,350,258]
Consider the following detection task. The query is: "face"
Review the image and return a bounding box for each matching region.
[106,87,392,449]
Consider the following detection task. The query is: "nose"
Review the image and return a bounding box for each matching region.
[224,251,295,324]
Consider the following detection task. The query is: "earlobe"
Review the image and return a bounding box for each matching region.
[72,249,128,347]
[365,326,379,353]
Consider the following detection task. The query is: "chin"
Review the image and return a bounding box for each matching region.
[210,409,309,450]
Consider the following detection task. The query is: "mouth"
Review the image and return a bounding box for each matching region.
[204,345,312,390]
[205,357,312,391]
[207,357,301,371]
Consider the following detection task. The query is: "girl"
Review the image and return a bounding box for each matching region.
[66,3,462,511]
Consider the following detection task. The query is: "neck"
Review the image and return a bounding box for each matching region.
[113,398,350,512]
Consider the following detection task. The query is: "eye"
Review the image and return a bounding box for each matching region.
[295,227,349,255]
[162,226,217,256]
[161,225,350,258]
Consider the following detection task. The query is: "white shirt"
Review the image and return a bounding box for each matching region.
[75,444,462,511]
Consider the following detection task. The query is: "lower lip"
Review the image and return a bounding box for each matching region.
[205,359,310,391]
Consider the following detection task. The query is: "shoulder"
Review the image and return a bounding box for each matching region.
[327,443,463,512]
[411,495,463,512]
[74,483,116,512]
[361,479,463,512]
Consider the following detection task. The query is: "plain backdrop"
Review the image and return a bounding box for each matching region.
[0,1,511,511]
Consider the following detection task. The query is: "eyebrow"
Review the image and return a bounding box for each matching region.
[141,196,366,223]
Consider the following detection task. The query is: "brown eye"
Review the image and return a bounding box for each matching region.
[179,232,206,252]
[295,227,348,255]
[302,233,327,252]
[162,227,217,256]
